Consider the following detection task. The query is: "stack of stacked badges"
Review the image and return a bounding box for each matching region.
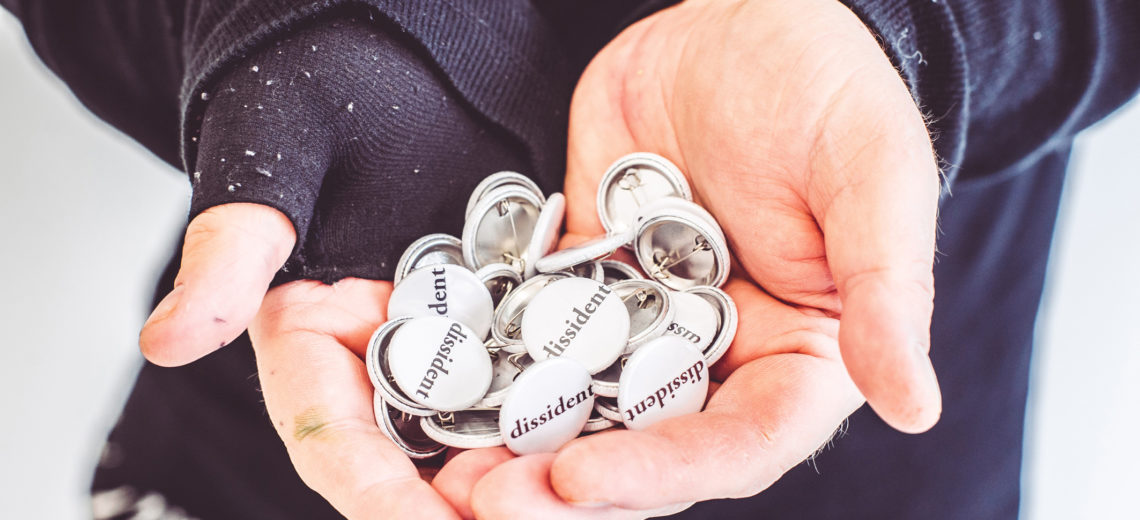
[365,155,739,458]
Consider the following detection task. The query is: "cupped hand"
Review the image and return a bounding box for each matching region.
[248,275,466,518]
[137,202,503,518]
[463,0,943,515]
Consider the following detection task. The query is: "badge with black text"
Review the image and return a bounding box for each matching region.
[499,358,595,455]
[617,336,709,430]
[388,264,494,339]
[388,317,493,412]
[521,277,630,374]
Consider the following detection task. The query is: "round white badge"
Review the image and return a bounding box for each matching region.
[524,192,565,279]
[499,358,595,455]
[616,336,709,430]
[388,264,494,339]
[534,230,634,274]
[521,277,630,374]
[665,290,720,355]
[388,317,493,412]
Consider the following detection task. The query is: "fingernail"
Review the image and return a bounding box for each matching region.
[145,285,185,325]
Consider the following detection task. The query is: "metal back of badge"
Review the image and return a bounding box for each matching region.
[463,186,544,274]
[634,198,730,290]
[465,171,546,221]
[600,260,644,284]
[373,392,447,460]
[393,233,464,285]
[490,272,572,350]
[479,350,533,408]
[685,286,738,366]
[597,153,693,236]
[420,409,506,450]
[611,279,675,353]
[567,260,605,283]
[365,316,435,417]
[475,262,524,308]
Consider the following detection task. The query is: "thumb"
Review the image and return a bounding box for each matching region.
[814,90,944,433]
[139,202,295,366]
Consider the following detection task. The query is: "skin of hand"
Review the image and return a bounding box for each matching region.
[433,0,944,517]
[136,0,941,516]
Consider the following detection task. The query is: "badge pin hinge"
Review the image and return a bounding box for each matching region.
[621,288,654,309]
[617,168,647,207]
[507,352,528,378]
[497,199,524,266]
[651,235,712,279]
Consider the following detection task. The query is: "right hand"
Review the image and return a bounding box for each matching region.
[466,0,943,515]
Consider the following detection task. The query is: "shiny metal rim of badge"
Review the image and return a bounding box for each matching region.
[524,192,565,279]
[465,171,546,221]
[475,262,524,307]
[685,285,738,366]
[373,392,447,459]
[419,409,506,450]
[582,409,618,433]
[590,357,622,398]
[478,350,533,408]
[534,229,636,274]
[490,272,573,348]
[393,233,464,285]
[593,396,624,422]
[462,185,545,274]
[633,195,722,236]
[597,152,693,236]
[566,260,605,283]
[365,316,436,417]
[634,206,730,291]
[610,279,676,354]
[600,259,644,284]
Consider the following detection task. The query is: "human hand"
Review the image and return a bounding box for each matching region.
[456,0,943,515]
[135,15,534,517]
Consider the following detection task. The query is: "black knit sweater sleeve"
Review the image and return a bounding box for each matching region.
[838,0,1140,184]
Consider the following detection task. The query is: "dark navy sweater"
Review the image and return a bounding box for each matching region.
[2,0,1137,518]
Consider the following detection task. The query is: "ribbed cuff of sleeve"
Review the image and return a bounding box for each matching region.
[839,0,969,186]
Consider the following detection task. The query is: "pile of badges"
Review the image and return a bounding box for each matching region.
[367,153,738,457]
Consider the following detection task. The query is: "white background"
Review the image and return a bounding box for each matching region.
[0,12,1137,520]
